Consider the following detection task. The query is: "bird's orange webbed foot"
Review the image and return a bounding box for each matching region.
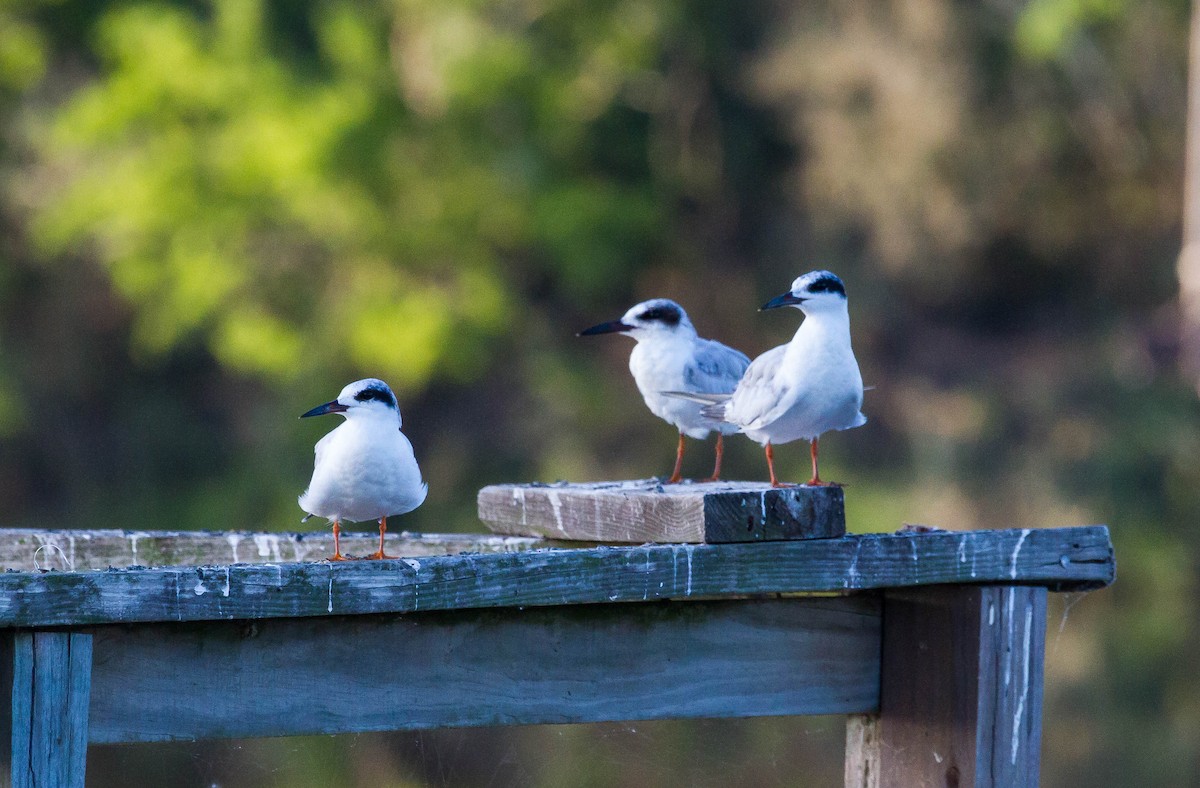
[326,553,351,562]
[362,551,397,561]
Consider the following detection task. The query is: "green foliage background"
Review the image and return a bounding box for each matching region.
[1,0,1197,784]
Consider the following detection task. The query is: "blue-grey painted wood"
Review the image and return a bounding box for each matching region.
[0,527,1112,628]
[976,586,1046,785]
[845,586,1048,788]
[86,596,881,743]
[9,632,92,788]
[9,634,32,787]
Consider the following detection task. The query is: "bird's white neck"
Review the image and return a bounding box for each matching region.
[631,325,698,348]
[790,306,852,350]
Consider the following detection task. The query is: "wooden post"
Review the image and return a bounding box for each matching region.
[845,586,1047,788]
[2,632,93,788]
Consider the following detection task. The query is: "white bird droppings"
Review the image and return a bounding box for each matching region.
[547,490,565,533]
[1010,529,1031,580]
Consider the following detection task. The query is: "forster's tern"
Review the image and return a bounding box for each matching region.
[579,299,750,482]
[299,378,428,560]
[669,271,865,487]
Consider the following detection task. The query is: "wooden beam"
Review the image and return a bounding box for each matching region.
[845,586,1047,787]
[0,527,1112,628]
[5,632,92,788]
[86,596,881,743]
[478,480,845,543]
[0,529,550,572]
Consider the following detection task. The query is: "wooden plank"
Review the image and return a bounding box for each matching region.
[478,480,845,543]
[845,714,880,788]
[0,527,1112,628]
[846,586,1047,787]
[86,596,881,743]
[0,529,550,571]
[8,632,92,788]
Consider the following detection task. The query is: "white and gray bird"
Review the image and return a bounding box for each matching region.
[299,378,427,560]
[669,271,866,487]
[578,299,750,482]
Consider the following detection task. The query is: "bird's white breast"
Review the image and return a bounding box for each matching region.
[300,418,427,523]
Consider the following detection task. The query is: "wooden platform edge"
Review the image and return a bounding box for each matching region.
[0,526,1114,628]
[0,529,554,572]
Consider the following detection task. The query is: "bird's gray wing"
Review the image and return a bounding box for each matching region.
[724,345,792,430]
[684,339,751,395]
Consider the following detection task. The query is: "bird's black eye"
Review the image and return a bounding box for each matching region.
[806,275,845,296]
[354,387,396,407]
[638,305,682,326]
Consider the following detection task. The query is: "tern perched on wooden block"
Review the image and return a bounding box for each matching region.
[299,379,427,560]
[578,299,750,483]
[669,272,866,487]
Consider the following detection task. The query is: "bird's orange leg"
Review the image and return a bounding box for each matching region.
[667,431,685,484]
[366,516,396,560]
[806,437,832,486]
[766,442,793,488]
[327,520,349,561]
[705,433,725,482]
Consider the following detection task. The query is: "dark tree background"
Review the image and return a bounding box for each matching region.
[0,0,1196,784]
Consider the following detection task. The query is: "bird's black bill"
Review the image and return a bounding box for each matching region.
[577,319,634,336]
[300,400,349,418]
[760,291,805,311]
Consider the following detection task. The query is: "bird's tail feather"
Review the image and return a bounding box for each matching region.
[661,391,731,423]
[660,390,730,405]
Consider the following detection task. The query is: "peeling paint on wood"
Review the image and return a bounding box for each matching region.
[478,480,846,543]
[847,586,1048,787]
[0,526,1112,628]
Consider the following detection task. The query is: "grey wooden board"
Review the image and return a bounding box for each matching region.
[844,714,881,788]
[0,529,550,571]
[845,587,1047,787]
[0,527,1112,628]
[478,480,845,543]
[8,632,92,788]
[85,596,881,743]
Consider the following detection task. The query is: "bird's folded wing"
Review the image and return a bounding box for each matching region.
[685,339,752,395]
[724,345,792,430]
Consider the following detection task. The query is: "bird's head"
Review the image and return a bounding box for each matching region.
[761,271,847,315]
[301,378,401,424]
[577,299,694,341]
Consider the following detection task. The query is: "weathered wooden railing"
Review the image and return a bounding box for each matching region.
[0,482,1114,787]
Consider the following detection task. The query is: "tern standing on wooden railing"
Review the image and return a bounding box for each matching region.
[298,378,427,561]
